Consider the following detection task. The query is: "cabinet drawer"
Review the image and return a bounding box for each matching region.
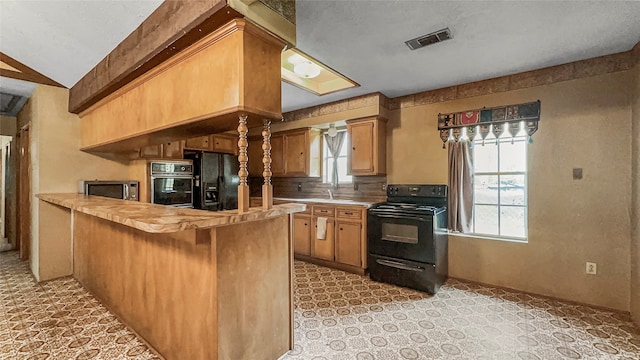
[313,206,335,217]
[337,208,361,220]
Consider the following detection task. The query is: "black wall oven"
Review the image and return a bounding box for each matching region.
[150,161,194,208]
[368,185,448,294]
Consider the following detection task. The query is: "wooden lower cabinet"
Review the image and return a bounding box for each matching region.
[293,214,311,256]
[292,203,367,274]
[335,220,362,267]
[311,216,334,261]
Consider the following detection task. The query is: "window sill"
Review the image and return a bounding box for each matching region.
[448,231,528,243]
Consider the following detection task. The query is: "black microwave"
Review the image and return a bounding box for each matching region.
[79,180,139,201]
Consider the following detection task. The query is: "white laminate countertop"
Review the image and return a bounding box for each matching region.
[273,197,379,208]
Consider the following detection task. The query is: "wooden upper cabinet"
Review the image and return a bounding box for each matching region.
[139,145,162,159]
[285,131,308,175]
[280,128,321,177]
[347,117,387,176]
[185,134,236,154]
[184,136,210,150]
[270,135,286,176]
[211,134,236,154]
[162,140,184,159]
[247,128,321,178]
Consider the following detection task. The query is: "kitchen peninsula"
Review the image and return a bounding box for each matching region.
[37,193,305,360]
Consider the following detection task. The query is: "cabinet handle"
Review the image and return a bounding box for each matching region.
[345,212,353,215]
[300,152,303,155]
[340,227,343,231]
[352,147,356,150]
[304,223,307,226]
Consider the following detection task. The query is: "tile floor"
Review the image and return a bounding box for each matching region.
[283,261,640,360]
[1,250,639,359]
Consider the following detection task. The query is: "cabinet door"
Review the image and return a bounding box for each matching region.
[348,121,374,174]
[285,132,307,175]
[139,145,162,159]
[293,214,311,256]
[211,134,236,154]
[312,216,335,261]
[270,135,286,176]
[162,141,184,159]
[335,221,362,267]
[184,136,210,150]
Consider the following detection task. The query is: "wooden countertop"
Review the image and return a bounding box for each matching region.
[37,193,306,234]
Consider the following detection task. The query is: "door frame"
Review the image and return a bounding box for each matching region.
[16,126,30,260]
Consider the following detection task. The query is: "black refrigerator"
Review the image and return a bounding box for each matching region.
[184,151,240,211]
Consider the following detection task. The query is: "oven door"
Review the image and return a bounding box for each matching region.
[150,176,193,207]
[368,210,435,264]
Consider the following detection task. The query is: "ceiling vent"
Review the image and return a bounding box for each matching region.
[405,28,452,50]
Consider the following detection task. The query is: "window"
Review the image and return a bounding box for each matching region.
[322,131,352,184]
[471,130,527,240]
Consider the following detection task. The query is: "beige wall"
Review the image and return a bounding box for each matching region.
[631,62,640,323]
[388,71,632,311]
[21,85,131,281]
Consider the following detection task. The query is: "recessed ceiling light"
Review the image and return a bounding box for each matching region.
[281,48,359,96]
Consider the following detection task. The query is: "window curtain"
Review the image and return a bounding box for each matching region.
[324,132,346,188]
[448,140,473,232]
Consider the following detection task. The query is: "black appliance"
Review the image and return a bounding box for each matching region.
[368,184,448,294]
[150,161,194,208]
[184,151,240,211]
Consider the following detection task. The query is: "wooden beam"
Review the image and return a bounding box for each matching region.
[68,0,242,114]
[0,52,65,88]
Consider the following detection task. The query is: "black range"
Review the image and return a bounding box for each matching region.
[367,184,448,294]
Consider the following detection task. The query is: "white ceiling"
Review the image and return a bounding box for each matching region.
[1,0,639,114]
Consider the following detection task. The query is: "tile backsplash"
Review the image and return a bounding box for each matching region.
[249,175,387,202]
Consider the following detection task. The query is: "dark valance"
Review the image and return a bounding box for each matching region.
[437,100,541,148]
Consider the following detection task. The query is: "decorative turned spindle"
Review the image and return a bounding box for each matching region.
[262,121,273,210]
[237,114,250,213]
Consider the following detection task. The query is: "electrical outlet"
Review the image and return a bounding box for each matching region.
[353,182,359,191]
[573,168,583,180]
[586,262,597,275]
[382,183,387,191]
[297,183,302,192]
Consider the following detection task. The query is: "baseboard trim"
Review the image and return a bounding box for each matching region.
[448,276,632,318]
[294,254,366,276]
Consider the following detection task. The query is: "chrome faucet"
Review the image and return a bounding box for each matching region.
[328,189,334,200]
